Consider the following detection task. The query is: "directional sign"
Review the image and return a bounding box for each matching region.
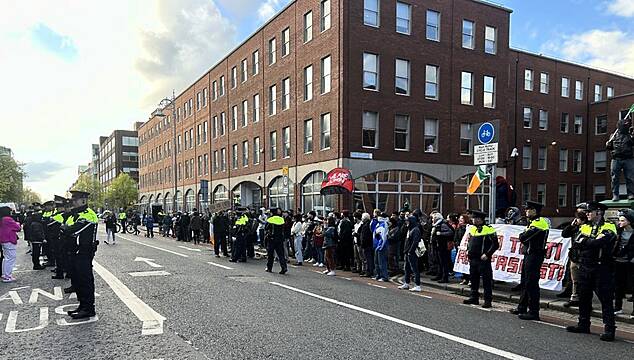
[134,257,163,268]
[477,122,495,145]
[474,143,499,165]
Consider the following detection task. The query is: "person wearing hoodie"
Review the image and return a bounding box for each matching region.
[0,206,21,282]
[399,215,422,292]
[323,216,338,276]
[360,213,374,278]
[606,115,634,200]
[373,213,389,281]
[430,212,455,283]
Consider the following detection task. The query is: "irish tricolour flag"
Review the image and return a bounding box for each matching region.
[624,103,634,120]
[467,165,490,195]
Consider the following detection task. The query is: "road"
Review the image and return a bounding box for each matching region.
[1,228,632,360]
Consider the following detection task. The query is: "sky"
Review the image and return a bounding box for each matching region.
[1,0,633,200]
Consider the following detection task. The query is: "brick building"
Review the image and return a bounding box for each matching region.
[99,129,140,190]
[137,0,634,222]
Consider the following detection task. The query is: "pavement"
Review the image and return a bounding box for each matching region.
[1,229,633,360]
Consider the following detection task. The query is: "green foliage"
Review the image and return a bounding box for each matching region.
[0,154,24,202]
[72,172,104,209]
[105,173,138,210]
[21,187,42,204]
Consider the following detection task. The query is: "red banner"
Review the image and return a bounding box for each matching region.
[320,168,354,195]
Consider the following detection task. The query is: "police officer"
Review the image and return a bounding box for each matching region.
[51,196,69,280]
[566,201,618,342]
[560,202,589,307]
[118,208,127,234]
[230,209,249,263]
[41,201,56,267]
[463,210,499,308]
[510,201,550,321]
[265,208,288,274]
[62,190,99,319]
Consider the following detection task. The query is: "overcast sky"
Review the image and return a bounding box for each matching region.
[1,0,633,200]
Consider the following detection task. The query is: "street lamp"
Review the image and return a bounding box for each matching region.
[153,91,177,214]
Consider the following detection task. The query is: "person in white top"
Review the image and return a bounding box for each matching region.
[291,214,304,265]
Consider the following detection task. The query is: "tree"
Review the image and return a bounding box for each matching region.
[0,154,24,202]
[105,173,138,210]
[21,187,42,204]
[72,172,104,210]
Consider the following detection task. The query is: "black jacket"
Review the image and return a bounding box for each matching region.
[606,119,634,159]
[29,214,46,244]
[360,220,373,249]
[338,218,353,245]
[467,225,499,258]
[577,221,617,265]
[614,229,634,262]
[404,225,422,255]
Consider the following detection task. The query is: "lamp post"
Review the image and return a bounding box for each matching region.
[153,91,177,213]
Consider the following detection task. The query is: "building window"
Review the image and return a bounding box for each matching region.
[253,137,261,165]
[394,114,409,151]
[539,110,548,130]
[282,77,291,110]
[212,81,218,100]
[424,119,438,153]
[594,84,602,102]
[231,66,237,88]
[594,151,607,172]
[321,55,331,94]
[607,86,614,98]
[320,113,331,150]
[220,76,225,96]
[282,27,290,57]
[462,20,474,49]
[304,65,314,100]
[196,124,201,145]
[575,80,583,100]
[363,53,379,90]
[561,113,569,133]
[483,75,495,108]
[364,0,379,27]
[594,185,607,201]
[304,119,313,154]
[558,184,567,207]
[122,136,139,146]
[231,105,238,131]
[270,131,277,161]
[522,145,532,169]
[304,11,313,42]
[426,10,440,41]
[537,184,546,205]
[321,0,331,32]
[213,185,228,203]
[396,2,411,35]
[213,116,218,138]
[202,88,208,107]
[269,84,277,115]
[253,94,260,122]
[485,25,497,54]
[242,100,248,127]
[302,171,334,216]
[461,71,473,105]
[540,73,549,94]
[220,112,226,135]
[523,107,532,128]
[203,153,208,174]
[559,149,568,172]
[460,123,472,155]
[573,184,581,206]
[574,115,583,134]
[425,64,438,100]
[561,77,569,98]
[198,155,202,175]
[538,146,547,170]
[241,59,248,83]
[252,50,259,75]
[573,150,582,173]
[268,38,276,65]
[595,115,608,135]
[220,148,226,172]
[394,59,410,95]
[242,141,249,167]
[196,92,201,110]
[522,183,531,204]
[212,151,218,173]
[282,126,291,158]
[269,176,295,211]
[524,69,533,91]
[362,111,379,148]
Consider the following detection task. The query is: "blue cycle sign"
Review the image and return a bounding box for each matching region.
[477,122,495,144]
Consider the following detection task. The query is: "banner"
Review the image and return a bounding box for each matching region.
[453,224,570,291]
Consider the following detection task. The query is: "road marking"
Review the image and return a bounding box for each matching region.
[533,321,566,329]
[460,304,492,312]
[117,234,189,258]
[420,295,433,299]
[93,260,166,335]
[177,245,202,252]
[129,271,172,277]
[367,283,386,289]
[207,262,233,270]
[5,308,48,333]
[343,277,352,281]
[10,286,30,291]
[134,257,163,268]
[270,282,532,360]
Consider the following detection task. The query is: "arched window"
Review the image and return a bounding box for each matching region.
[164,192,172,213]
[184,189,195,212]
[174,190,181,212]
[213,185,229,203]
[453,174,490,214]
[198,189,209,212]
[147,195,154,213]
[354,170,442,214]
[301,171,334,216]
[268,176,294,211]
[232,182,262,208]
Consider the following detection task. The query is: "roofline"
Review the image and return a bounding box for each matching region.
[470,0,513,13]
[511,47,634,81]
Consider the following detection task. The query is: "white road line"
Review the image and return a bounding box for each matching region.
[367,283,386,289]
[533,321,566,329]
[177,245,202,252]
[117,234,189,258]
[460,304,492,312]
[207,262,233,270]
[270,282,532,360]
[421,295,433,299]
[129,271,172,277]
[10,286,30,291]
[343,277,352,281]
[93,260,166,335]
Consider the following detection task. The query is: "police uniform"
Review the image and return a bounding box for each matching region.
[511,201,550,321]
[265,210,288,274]
[463,210,499,308]
[230,211,249,263]
[119,209,127,234]
[41,201,56,267]
[63,191,99,319]
[566,202,618,342]
[51,196,69,279]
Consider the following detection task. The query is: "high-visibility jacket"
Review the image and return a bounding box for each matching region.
[576,221,617,265]
[519,217,550,256]
[467,224,498,258]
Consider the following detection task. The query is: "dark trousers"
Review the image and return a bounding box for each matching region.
[388,241,401,273]
[577,264,615,330]
[73,255,95,313]
[232,235,246,261]
[338,242,353,270]
[266,241,287,271]
[363,247,375,277]
[214,233,228,256]
[192,229,201,244]
[469,257,493,302]
[146,227,154,238]
[31,242,42,267]
[120,220,127,233]
[436,245,451,280]
[43,241,54,265]
[246,235,255,258]
[403,252,420,286]
[427,243,439,273]
[518,254,543,315]
[615,262,633,310]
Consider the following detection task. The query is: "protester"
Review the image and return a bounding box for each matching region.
[145,213,155,238]
[360,212,374,277]
[614,209,634,316]
[104,212,117,245]
[323,216,337,276]
[373,213,389,282]
[0,206,21,283]
[291,214,304,266]
[399,215,422,292]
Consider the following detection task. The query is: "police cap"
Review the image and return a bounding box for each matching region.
[524,201,544,212]
[575,202,589,210]
[586,201,608,212]
[467,209,487,219]
[70,190,90,199]
[42,200,55,207]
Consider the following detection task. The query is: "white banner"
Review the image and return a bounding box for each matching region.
[453,224,569,291]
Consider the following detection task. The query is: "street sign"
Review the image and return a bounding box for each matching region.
[474,143,499,165]
[282,166,289,176]
[477,122,495,144]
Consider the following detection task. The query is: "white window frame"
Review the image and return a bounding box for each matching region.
[269,38,277,65]
[231,66,237,89]
[483,75,496,109]
[364,0,380,27]
[396,2,411,35]
[523,107,532,129]
[522,145,532,170]
[304,65,313,101]
[252,50,259,75]
[396,58,411,96]
[242,141,249,167]
[539,109,548,130]
[462,20,475,49]
[241,59,248,83]
[231,105,238,131]
[524,69,533,91]
[461,71,473,105]
[321,0,331,32]
[282,77,291,110]
[362,111,379,149]
[594,84,602,102]
[304,11,313,42]
[424,118,438,153]
[559,149,568,172]
[269,84,277,116]
[561,77,569,98]
[426,10,440,42]
[304,119,313,154]
[270,131,277,161]
[242,100,248,127]
[538,146,547,170]
[485,25,497,54]
[253,137,261,165]
[321,55,331,94]
[282,27,290,57]
[575,80,583,100]
[320,113,331,150]
[460,123,472,155]
[283,126,291,158]
[253,94,260,123]
[394,114,410,151]
[363,53,379,91]
[425,64,438,100]
[540,73,549,94]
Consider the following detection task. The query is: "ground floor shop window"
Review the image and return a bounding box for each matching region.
[268,176,294,211]
[301,171,334,216]
[453,174,490,214]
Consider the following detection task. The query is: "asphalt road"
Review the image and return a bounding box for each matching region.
[1,229,632,360]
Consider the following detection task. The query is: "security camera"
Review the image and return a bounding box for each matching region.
[510,148,519,158]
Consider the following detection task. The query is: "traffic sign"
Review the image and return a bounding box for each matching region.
[477,122,495,144]
[282,166,289,176]
[474,143,499,165]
